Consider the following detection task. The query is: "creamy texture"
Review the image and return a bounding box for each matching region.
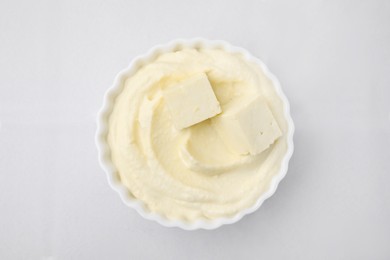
[108,48,288,221]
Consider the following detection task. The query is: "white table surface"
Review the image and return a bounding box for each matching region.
[1,0,389,259]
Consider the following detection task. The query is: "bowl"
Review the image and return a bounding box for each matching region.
[96,38,294,230]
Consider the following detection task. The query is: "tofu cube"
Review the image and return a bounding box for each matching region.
[212,96,282,155]
[163,73,221,130]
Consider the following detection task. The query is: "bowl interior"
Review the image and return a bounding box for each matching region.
[96,39,294,230]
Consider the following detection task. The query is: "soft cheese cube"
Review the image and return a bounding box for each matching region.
[212,96,282,155]
[163,73,221,130]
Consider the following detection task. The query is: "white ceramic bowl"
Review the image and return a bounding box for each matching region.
[96,39,294,230]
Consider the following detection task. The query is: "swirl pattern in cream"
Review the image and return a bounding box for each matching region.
[108,48,288,221]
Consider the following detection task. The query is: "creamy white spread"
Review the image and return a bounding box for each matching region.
[108,48,288,221]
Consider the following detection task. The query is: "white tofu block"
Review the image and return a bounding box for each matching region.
[212,96,282,155]
[163,73,221,130]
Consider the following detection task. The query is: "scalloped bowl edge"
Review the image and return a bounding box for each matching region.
[95,38,295,230]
